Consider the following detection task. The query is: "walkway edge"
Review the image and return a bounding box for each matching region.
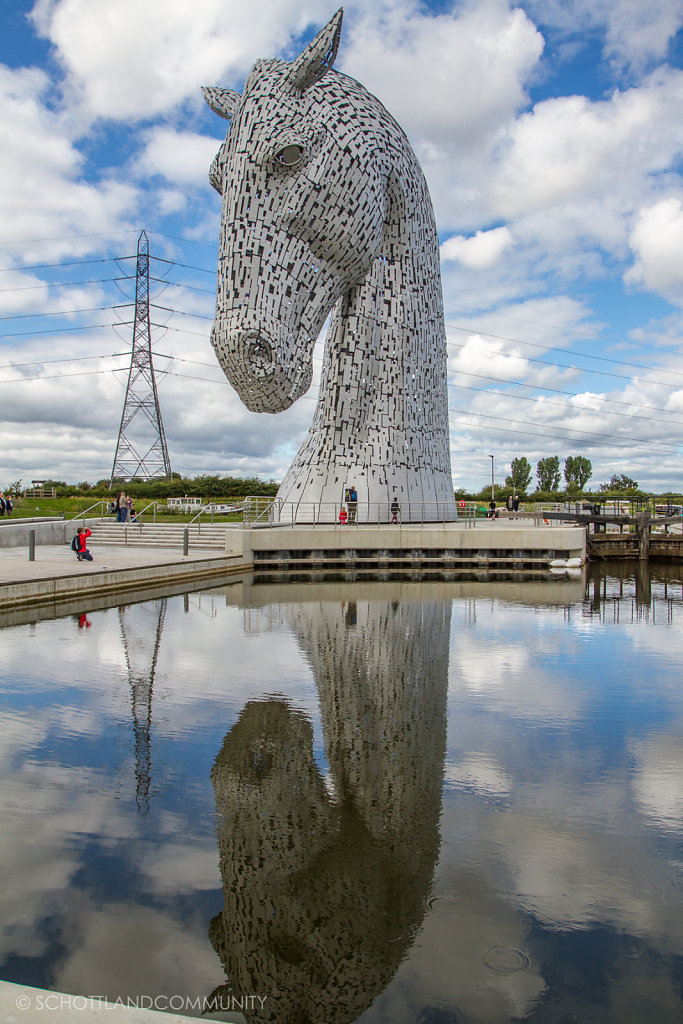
[0,980,225,1023]
[0,556,250,611]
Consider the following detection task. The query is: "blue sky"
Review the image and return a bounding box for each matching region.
[2,0,683,493]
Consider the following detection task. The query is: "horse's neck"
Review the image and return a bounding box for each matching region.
[321,199,445,419]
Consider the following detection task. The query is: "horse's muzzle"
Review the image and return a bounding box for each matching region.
[211,323,312,413]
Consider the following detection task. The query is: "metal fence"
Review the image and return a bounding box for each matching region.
[242,498,480,527]
[238,496,678,528]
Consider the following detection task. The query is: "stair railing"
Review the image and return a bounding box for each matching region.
[66,500,109,525]
[134,500,163,524]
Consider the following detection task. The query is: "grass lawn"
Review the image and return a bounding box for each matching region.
[4,498,244,524]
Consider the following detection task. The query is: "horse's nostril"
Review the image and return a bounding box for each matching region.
[247,336,274,373]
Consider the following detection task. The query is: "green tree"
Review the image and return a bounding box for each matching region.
[599,473,639,492]
[564,455,592,491]
[536,456,561,491]
[505,457,532,494]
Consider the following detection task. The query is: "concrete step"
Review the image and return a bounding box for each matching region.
[87,523,231,549]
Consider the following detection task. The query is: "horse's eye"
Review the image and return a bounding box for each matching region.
[275,144,304,167]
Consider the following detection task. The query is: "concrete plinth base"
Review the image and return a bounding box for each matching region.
[237,521,586,571]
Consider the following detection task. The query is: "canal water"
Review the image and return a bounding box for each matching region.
[0,564,682,1023]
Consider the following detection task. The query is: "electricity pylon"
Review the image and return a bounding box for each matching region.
[110,230,171,485]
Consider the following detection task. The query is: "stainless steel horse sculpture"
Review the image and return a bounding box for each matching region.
[203,9,456,521]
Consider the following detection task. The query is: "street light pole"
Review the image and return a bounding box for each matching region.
[489,455,494,502]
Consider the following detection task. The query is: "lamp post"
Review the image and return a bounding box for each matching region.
[489,455,494,502]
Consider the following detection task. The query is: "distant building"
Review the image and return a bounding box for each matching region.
[167,496,203,512]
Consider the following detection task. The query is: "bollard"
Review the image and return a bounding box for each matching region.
[28,530,36,561]
[183,527,189,557]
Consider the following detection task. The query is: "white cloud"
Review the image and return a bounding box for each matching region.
[0,64,138,265]
[489,70,683,232]
[448,333,531,384]
[30,0,332,121]
[342,0,543,144]
[625,198,683,296]
[525,0,683,75]
[132,127,224,188]
[441,226,514,269]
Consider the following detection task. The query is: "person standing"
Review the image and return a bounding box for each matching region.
[390,498,400,523]
[339,506,348,525]
[348,485,358,523]
[116,492,129,522]
[0,492,5,516]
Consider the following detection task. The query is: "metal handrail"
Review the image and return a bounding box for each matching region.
[135,500,162,523]
[66,500,109,525]
[242,499,474,527]
[188,504,216,531]
[243,497,281,525]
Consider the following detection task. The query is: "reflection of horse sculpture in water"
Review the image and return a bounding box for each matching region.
[203,10,456,518]
[208,596,449,1022]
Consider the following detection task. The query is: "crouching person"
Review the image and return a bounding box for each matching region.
[74,527,93,562]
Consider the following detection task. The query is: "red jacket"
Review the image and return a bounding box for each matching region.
[77,528,91,552]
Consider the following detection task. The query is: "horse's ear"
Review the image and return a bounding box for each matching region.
[285,8,343,94]
[202,86,241,120]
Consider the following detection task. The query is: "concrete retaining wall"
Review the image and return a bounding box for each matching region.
[0,556,248,612]
[240,523,585,565]
[0,518,102,548]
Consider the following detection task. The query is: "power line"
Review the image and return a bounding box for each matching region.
[147,229,217,250]
[446,302,676,354]
[447,371,683,420]
[0,305,127,322]
[149,303,213,320]
[0,230,139,247]
[0,366,126,385]
[448,411,678,454]
[150,276,215,294]
[0,275,132,293]
[446,323,683,380]
[452,408,679,452]
[150,255,214,275]
[0,352,128,370]
[150,322,209,337]
[448,335,683,387]
[146,365,682,453]
[3,350,678,456]
[153,352,223,369]
[0,322,131,340]
[0,256,134,273]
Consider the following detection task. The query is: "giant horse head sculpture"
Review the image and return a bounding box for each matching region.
[204,10,455,518]
[203,9,403,413]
